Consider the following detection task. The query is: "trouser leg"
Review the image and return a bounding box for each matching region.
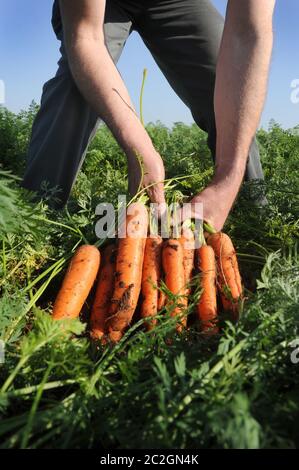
[137,0,264,183]
[22,1,133,207]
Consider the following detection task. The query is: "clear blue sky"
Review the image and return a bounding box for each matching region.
[1,0,298,129]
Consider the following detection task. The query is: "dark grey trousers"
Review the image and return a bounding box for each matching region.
[22,0,264,207]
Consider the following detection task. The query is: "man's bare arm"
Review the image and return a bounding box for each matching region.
[59,0,165,204]
[186,0,275,231]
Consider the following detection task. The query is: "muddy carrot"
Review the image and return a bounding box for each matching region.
[90,244,116,340]
[207,232,243,320]
[107,202,148,343]
[196,245,218,333]
[141,235,163,330]
[162,239,188,331]
[179,226,195,298]
[53,245,100,320]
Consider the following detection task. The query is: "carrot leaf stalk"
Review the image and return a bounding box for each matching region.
[203,221,217,235]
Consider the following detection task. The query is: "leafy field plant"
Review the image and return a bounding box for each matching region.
[0,105,298,448]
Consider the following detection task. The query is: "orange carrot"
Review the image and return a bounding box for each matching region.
[90,244,116,340]
[141,235,163,330]
[53,245,100,320]
[207,232,243,320]
[162,239,188,331]
[107,202,148,342]
[196,245,218,333]
[179,227,195,298]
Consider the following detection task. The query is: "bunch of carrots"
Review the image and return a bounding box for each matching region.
[52,202,243,343]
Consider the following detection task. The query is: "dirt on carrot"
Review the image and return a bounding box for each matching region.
[90,244,116,340]
[106,202,148,342]
[207,232,243,320]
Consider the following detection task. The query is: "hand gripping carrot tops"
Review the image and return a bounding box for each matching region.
[52,245,100,320]
[106,202,148,343]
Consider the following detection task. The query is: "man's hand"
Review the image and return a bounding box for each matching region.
[189,0,276,230]
[179,0,275,231]
[127,151,166,205]
[177,178,237,232]
[59,0,165,206]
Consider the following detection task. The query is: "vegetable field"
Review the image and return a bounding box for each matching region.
[0,104,299,449]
